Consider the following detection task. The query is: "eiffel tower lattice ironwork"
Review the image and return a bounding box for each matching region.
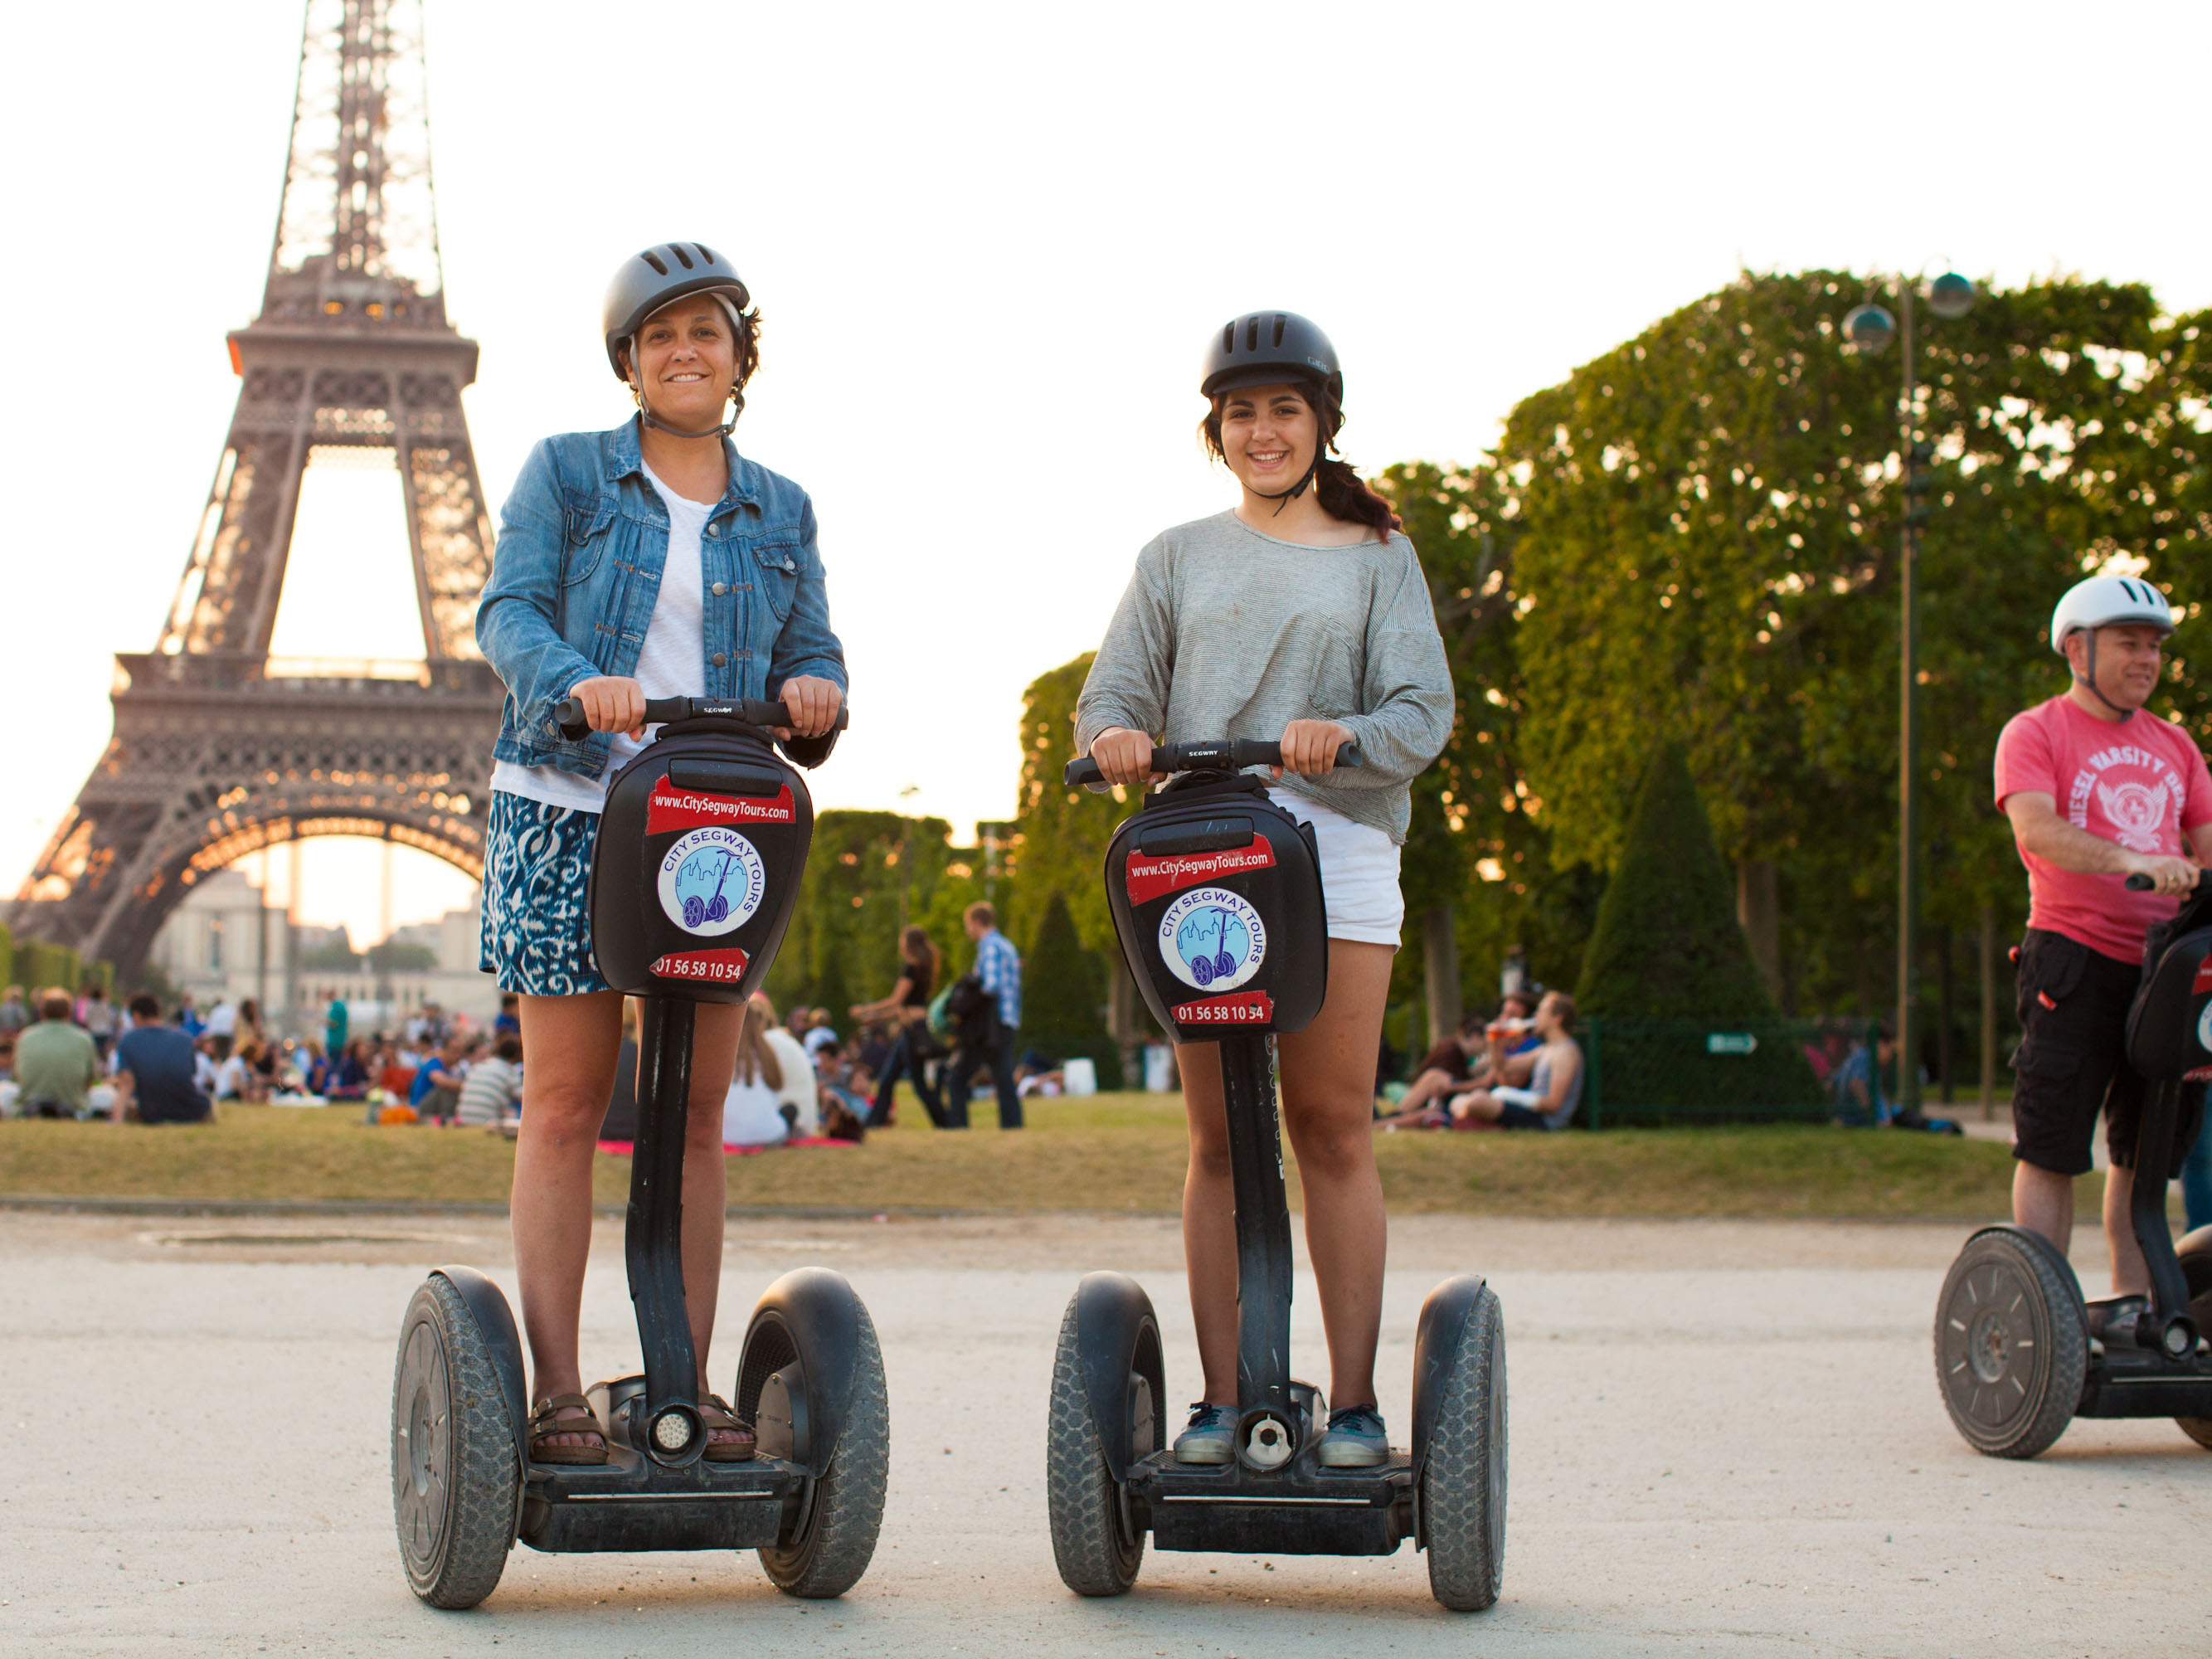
[11,0,501,982]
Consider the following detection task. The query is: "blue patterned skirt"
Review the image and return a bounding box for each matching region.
[479,791,612,996]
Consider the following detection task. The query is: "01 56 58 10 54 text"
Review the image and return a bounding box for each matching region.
[1171,990,1274,1024]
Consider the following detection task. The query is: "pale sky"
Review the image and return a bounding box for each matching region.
[7,0,2207,947]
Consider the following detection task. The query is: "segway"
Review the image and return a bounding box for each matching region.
[390,695,889,1608]
[1043,739,1507,1611]
[1933,869,2212,1458]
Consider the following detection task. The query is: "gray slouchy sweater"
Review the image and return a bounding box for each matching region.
[1072,511,1454,844]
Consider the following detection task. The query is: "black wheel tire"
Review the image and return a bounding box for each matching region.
[1044,1291,1143,1597]
[758,1302,889,1598]
[1933,1226,2087,1459]
[1422,1283,1507,1613]
[391,1276,518,1608]
[2176,1228,2212,1451]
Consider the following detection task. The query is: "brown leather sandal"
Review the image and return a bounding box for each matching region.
[528,1393,610,1466]
[698,1393,757,1462]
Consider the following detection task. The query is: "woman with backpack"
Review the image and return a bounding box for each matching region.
[474,242,847,1466]
[1074,312,1452,1469]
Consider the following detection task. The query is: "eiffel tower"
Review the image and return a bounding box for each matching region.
[10,0,502,985]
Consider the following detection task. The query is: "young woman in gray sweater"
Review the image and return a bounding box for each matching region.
[1074,312,1454,1468]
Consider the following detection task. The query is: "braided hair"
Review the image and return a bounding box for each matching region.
[1200,382,1400,540]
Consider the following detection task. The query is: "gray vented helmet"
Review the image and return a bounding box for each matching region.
[1200,310,1343,404]
[602,242,749,382]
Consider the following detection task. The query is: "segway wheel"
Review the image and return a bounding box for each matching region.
[391,1276,518,1608]
[2175,1226,2212,1451]
[758,1303,890,1598]
[1933,1226,2087,1459]
[1044,1293,1143,1596]
[1422,1282,1506,1612]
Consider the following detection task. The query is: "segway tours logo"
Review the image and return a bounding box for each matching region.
[646,776,795,834]
[1158,886,1266,992]
[658,826,767,937]
[1124,835,1276,905]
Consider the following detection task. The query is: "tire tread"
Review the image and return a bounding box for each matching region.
[759,1304,889,1598]
[1422,1286,1505,1613]
[1045,1293,1141,1596]
[395,1276,518,1610]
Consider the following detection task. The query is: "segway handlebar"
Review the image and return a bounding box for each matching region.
[2123,869,2212,894]
[1062,737,1364,790]
[553,694,849,742]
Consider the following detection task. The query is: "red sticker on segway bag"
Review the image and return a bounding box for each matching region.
[646,776,795,834]
[2193,956,2212,995]
[650,946,751,984]
[1125,835,1276,905]
[1170,990,1275,1027]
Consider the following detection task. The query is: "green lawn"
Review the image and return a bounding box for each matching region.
[0,1089,2080,1221]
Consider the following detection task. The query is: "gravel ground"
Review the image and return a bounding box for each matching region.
[0,1207,2204,1657]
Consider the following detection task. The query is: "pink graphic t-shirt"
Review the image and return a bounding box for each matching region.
[1993,693,2212,963]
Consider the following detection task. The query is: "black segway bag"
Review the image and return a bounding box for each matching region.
[2126,922,2212,1081]
[587,722,814,1003]
[1104,775,1330,1039]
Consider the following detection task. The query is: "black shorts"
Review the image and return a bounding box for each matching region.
[1495,1103,1552,1131]
[2010,928,2204,1178]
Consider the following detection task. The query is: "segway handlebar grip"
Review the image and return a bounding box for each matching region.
[1062,737,1364,789]
[2125,870,2212,893]
[553,695,850,742]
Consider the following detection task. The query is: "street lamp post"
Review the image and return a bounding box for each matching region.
[1843,270,1975,1120]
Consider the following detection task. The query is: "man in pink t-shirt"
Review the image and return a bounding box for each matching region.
[1994,574,2212,1314]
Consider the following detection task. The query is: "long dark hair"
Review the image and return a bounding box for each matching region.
[902,925,941,981]
[1200,382,1400,540]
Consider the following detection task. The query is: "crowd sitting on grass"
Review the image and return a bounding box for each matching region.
[1374,990,1586,1133]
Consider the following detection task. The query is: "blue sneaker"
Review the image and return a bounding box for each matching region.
[1318,1404,1388,1467]
[1174,1402,1233,1465]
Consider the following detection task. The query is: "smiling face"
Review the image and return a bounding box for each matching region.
[627,297,738,427]
[2066,622,2167,711]
[1217,382,1320,495]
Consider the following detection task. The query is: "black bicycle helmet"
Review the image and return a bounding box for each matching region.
[1200,310,1342,404]
[601,241,750,382]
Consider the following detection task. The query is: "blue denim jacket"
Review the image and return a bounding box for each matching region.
[476,418,847,776]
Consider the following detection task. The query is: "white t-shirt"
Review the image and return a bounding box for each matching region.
[203,1002,238,1039]
[722,1074,790,1146]
[213,1054,250,1100]
[764,1027,819,1136]
[491,463,713,813]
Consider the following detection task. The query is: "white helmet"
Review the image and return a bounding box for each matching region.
[2049,574,2173,656]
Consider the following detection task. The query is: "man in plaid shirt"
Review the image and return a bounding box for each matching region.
[950,901,1023,1130]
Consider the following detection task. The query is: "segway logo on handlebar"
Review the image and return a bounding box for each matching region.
[658,827,767,937]
[1158,887,1266,992]
[646,776,796,834]
[1124,836,1276,905]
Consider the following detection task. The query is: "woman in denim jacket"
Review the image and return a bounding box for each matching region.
[474,242,846,1464]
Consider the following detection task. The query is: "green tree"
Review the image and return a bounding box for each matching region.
[1575,745,1773,1019]
[1021,888,1120,1085]
[1372,461,1600,1046]
[1003,652,1135,957]
[1575,745,1820,1118]
[367,940,435,974]
[300,927,360,971]
[766,809,958,1018]
[1500,270,2212,1017]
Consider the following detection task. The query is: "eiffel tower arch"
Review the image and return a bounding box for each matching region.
[10,0,503,985]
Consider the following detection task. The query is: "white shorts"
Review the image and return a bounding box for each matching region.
[1268,788,1403,947]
